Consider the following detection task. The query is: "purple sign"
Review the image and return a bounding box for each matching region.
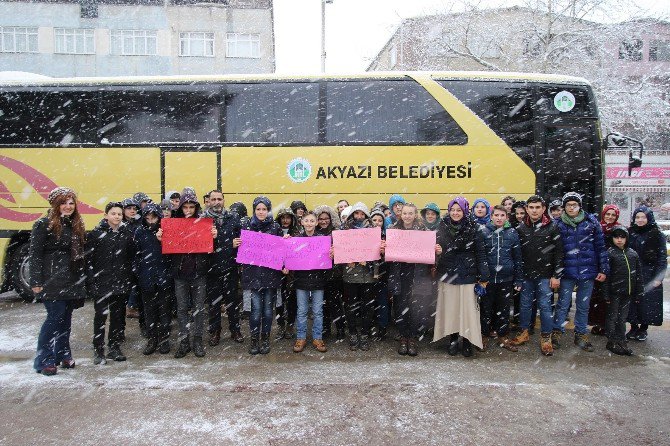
[284,236,332,270]
[236,230,285,270]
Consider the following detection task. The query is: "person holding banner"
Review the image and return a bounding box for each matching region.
[291,212,329,353]
[340,202,379,352]
[276,207,300,340]
[387,203,440,357]
[315,205,346,340]
[370,207,390,341]
[433,197,490,358]
[157,194,216,359]
[134,203,172,355]
[233,196,285,355]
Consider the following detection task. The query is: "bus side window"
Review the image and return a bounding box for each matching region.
[324,80,467,145]
[99,86,221,144]
[0,90,97,145]
[223,82,319,144]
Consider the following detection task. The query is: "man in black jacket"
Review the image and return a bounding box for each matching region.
[510,196,564,356]
[85,202,136,364]
[205,190,244,346]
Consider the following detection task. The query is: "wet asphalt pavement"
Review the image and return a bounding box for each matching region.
[0,283,668,446]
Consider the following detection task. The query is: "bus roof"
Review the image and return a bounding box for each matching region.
[0,71,591,87]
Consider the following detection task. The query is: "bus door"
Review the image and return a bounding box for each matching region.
[161,147,221,200]
[538,117,602,213]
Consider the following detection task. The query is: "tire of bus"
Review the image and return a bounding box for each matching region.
[9,243,36,302]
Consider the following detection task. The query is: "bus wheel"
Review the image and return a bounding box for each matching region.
[9,243,35,302]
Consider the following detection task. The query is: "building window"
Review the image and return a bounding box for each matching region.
[179,32,214,57]
[649,40,670,61]
[619,39,643,61]
[389,44,397,67]
[226,33,260,58]
[55,28,95,54]
[0,27,38,53]
[110,30,157,56]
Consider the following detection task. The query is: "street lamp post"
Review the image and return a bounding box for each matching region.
[321,0,333,73]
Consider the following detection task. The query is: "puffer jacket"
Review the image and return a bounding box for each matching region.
[436,217,490,285]
[517,215,564,280]
[556,212,609,280]
[604,245,643,302]
[85,219,136,297]
[29,216,86,301]
[482,223,523,286]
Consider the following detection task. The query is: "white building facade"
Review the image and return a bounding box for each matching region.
[0,0,275,77]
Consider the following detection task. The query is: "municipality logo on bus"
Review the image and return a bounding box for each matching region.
[554,91,576,113]
[287,158,311,183]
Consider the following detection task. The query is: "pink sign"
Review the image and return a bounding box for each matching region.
[236,230,285,270]
[284,236,332,270]
[385,229,436,264]
[332,227,382,264]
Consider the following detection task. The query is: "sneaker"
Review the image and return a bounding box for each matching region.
[174,339,191,358]
[619,341,633,356]
[94,347,107,365]
[635,330,648,342]
[37,365,57,376]
[359,335,370,351]
[60,358,76,369]
[574,333,594,352]
[349,334,359,351]
[625,327,638,340]
[510,329,530,346]
[107,345,127,362]
[293,339,307,353]
[313,339,328,353]
[606,341,626,356]
[550,330,562,349]
[540,333,554,356]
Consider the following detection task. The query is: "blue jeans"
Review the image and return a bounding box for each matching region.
[249,289,276,337]
[519,279,553,334]
[296,289,324,340]
[554,278,594,334]
[34,300,75,371]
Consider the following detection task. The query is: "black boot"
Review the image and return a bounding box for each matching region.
[461,338,473,357]
[143,337,159,356]
[249,336,260,355]
[619,340,633,356]
[407,338,418,357]
[107,345,127,362]
[158,338,171,354]
[447,334,460,356]
[174,338,191,358]
[193,337,206,357]
[606,340,626,356]
[93,346,106,365]
[260,333,271,354]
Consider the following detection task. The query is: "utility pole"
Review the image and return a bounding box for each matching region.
[321,0,332,73]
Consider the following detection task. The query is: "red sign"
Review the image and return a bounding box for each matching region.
[161,218,213,254]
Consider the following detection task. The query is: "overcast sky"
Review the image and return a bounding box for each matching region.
[273,0,670,74]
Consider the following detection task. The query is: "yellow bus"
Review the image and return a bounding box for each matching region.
[0,71,630,299]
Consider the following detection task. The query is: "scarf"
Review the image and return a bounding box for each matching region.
[600,204,620,235]
[560,210,586,228]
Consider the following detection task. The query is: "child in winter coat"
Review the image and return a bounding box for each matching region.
[342,202,379,351]
[86,202,136,364]
[471,198,492,226]
[233,196,285,355]
[605,226,644,356]
[291,212,329,353]
[276,207,300,339]
[133,203,172,355]
[370,207,390,340]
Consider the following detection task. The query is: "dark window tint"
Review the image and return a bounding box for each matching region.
[325,80,466,145]
[440,80,534,165]
[99,85,221,144]
[543,125,598,211]
[224,82,319,144]
[0,90,97,145]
